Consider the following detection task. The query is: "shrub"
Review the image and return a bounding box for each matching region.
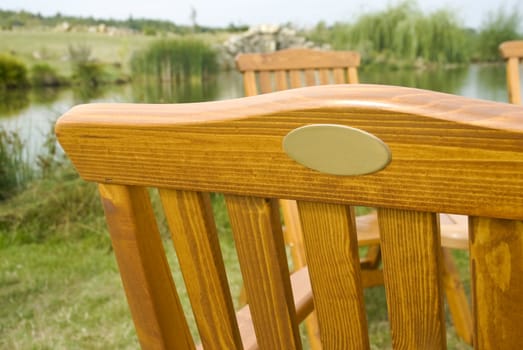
[30,63,63,87]
[68,44,106,86]
[0,54,29,89]
[476,8,521,61]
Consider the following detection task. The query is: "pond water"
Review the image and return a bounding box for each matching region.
[0,64,518,161]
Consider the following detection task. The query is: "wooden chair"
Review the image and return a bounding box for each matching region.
[236,48,472,345]
[56,84,523,349]
[499,40,523,104]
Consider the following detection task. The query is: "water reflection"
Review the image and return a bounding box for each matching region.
[0,89,30,117]
[360,66,470,94]
[131,78,220,103]
[0,65,517,161]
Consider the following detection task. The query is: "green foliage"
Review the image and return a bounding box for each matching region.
[308,1,472,65]
[68,44,107,86]
[476,8,521,61]
[0,130,33,200]
[131,38,219,82]
[0,54,29,89]
[30,63,63,87]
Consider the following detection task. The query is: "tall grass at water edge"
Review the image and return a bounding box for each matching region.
[307,1,522,66]
[130,38,219,83]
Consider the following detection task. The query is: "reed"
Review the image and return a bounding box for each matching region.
[130,38,219,83]
[0,130,33,200]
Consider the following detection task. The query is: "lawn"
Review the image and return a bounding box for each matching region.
[0,183,473,349]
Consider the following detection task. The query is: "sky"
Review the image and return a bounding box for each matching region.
[2,0,523,29]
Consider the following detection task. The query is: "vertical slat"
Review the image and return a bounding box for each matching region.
[289,70,303,88]
[318,69,330,85]
[441,248,473,345]
[332,68,346,84]
[347,67,359,84]
[258,71,273,94]
[243,71,258,96]
[159,189,243,350]
[280,199,323,350]
[305,69,317,86]
[506,57,521,104]
[470,217,523,349]
[98,184,195,350]
[274,70,288,91]
[298,201,369,349]
[225,195,302,350]
[378,208,446,349]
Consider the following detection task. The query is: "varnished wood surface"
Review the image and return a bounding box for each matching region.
[159,190,242,350]
[236,48,360,71]
[225,195,301,349]
[378,208,447,349]
[56,84,523,220]
[470,217,523,349]
[298,202,369,349]
[99,184,195,349]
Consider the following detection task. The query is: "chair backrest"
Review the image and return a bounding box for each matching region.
[499,40,523,104]
[235,48,360,96]
[56,84,523,349]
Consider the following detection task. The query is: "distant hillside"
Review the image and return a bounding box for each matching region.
[0,9,248,34]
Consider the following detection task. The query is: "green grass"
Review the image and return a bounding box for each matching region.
[0,30,154,76]
[0,169,473,348]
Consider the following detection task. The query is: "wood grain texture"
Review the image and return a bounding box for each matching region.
[225,195,302,350]
[56,85,523,220]
[98,184,194,350]
[378,208,446,350]
[470,217,523,349]
[442,248,473,345]
[506,57,521,105]
[236,48,360,71]
[159,189,242,350]
[298,201,369,349]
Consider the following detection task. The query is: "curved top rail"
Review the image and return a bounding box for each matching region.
[56,84,523,220]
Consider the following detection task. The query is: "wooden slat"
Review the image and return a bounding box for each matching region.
[298,201,369,349]
[236,49,360,71]
[332,68,346,84]
[470,217,523,349]
[56,85,523,220]
[274,70,288,91]
[225,195,302,350]
[378,208,446,349]
[280,199,323,350]
[305,69,317,86]
[499,40,523,59]
[318,69,330,85]
[442,248,473,345]
[289,70,302,88]
[506,57,521,104]
[98,184,195,350]
[243,71,258,96]
[258,71,273,94]
[348,67,359,84]
[159,189,243,350]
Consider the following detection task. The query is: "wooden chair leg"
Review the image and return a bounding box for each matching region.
[442,248,473,345]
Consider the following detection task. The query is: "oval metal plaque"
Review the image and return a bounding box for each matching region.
[283,124,391,176]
